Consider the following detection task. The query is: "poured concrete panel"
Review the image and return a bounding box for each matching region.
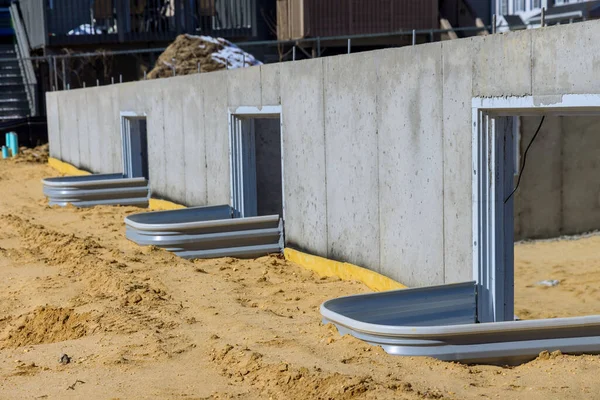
[260,63,281,106]
[442,38,476,284]
[280,58,328,256]
[85,90,102,172]
[118,82,141,112]
[472,30,532,97]
[377,44,444,286]
[514,116,562,240]
[59,92,81,167]
[182,76,208,206]
[83,88,103,173]
[45,94,61,159]
[138,80,167,198]
[561,116,600,234]
[90,86,122,174]
[227,66,261,107]
[109,87,123,174]
[532,21,600,95]
[324,52,380,270]
[99,85,123,174]
[203,71,230,205]
[75,90,91,171]
[162,77,187,204]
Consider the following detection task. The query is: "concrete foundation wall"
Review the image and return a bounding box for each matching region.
[254,118,283,217]
[515,116,600,240]
[46,20,600,287]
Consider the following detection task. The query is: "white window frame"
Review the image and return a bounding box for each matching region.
[472,94,600,323]
[120,111,147,178]
[227,105,285,221]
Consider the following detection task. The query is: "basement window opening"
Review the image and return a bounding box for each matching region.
[228,106,285,221]
[120,112,149,180]
[472,95,600,323]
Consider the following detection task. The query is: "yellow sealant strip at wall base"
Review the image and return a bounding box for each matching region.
[284,248,407,292]
[48,157,91,176]
[48,157,184,211]
[48,157,404,290]
[148,198,186,211]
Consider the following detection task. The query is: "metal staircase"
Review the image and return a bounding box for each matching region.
[0,7,34,122]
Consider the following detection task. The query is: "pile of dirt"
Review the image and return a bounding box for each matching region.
[2,213,173,311]
[1,306,95,348]
[147,34,261,79]
[1,214,101,264]
[14,144,49,164]
[515,233,600,319]
[2,161,600,398]
[210,343,417,399]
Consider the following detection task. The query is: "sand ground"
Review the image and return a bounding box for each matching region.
[0,156,600,399]
[515,234,600,319]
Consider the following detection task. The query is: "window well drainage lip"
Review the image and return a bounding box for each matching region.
[320,282,600,364]
[42,173,150,207]
[42,174,147,188]
[124,205,280,231]
[125,205,284,260]
[322,304,600,337]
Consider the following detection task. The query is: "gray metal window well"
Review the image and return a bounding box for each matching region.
[124,106,286,260]
[321,95,600,364]
[125,205,284,259]
[321,282,600,365]
[42,111,152,208]
[42,174,150,207]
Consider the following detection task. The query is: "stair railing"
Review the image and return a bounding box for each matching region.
[10,3,38,117]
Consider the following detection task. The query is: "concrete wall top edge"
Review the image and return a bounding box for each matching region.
[48,19,600,103]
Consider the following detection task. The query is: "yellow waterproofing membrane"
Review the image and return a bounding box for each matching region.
[48,157,184,211]
[147,198,186,211]
[48,157,91,176]
[284,248,407,292]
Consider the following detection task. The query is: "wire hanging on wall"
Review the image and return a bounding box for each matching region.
[504,116,546,204]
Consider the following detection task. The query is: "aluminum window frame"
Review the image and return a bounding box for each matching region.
[227,105,285,222]
[472,94,600,323]
[120,111,148,179]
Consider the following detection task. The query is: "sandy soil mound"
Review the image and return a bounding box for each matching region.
[15,144,49,164]
[1,306,94,348]
[1,161,600,399]
[211,342,419,399]
[148,34,261,79]
[515,234,600,319]
[2,214,101,264]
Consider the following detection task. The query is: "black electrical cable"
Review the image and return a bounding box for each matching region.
[504,116,546,204]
